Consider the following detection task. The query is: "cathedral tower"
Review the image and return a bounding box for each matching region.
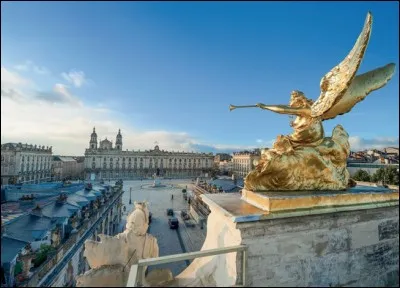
[115,129,122,150]
[89,127,98,150]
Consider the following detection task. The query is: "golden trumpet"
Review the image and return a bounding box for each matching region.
[229,104,258,111]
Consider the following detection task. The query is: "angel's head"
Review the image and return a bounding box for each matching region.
[290,91,313,108]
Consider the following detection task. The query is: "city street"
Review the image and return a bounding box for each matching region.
[118,179,204,276]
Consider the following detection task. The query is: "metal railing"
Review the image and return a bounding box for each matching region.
[127,244,248,287]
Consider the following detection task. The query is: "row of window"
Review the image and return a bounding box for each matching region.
[21,163,51,171]
[92,163,202,169]
[92,157,207,163]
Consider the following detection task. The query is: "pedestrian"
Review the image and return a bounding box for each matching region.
[171,194,174,200]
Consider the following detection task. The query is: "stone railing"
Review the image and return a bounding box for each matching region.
[18,189,124,287]
[127,245,248,287]
[19,233,79,287]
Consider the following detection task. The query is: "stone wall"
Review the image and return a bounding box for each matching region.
[238,206,399,287]
[51,245,84,287]
[175,209,241,287]
[189,205,204,224]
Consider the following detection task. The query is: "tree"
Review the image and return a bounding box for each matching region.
[352,169,371,182]
[371,167,399,186]
[32,244,55,268]
[13,262,22,276]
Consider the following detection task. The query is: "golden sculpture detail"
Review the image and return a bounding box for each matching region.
[230,12,396,192]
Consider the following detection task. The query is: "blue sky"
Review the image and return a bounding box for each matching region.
[1,1,399,155]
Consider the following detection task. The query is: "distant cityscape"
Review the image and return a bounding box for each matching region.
[1,128,398,187]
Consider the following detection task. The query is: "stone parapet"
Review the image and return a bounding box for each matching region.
[241,187,399,212]
[197,189,399,287]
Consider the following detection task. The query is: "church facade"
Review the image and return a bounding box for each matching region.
[84,128,214,180]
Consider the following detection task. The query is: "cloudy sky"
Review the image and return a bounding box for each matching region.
[1,2,398,155]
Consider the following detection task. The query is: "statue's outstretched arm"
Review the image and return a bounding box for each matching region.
[256,103,311,117]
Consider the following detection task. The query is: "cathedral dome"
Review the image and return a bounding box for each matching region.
[100,138,113,149]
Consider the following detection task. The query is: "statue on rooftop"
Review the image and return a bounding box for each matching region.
[76,201,162,287]
[230,12,396,191]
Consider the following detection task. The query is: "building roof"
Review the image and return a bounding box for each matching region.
[53,156,77,162]
[1,143,52,152]
[207,179,243,192]
[4,214,55,243]
[75,190,98,201]
[66,194,90,208]
[41,202,79,218]
[1,236,28,264]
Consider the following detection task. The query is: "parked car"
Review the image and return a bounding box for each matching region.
[168,217,179,229]
[166,208,174,216]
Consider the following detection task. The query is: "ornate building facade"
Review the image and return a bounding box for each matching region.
[232,149,261,178]
[1,143,53,185]
[84,128,214,180]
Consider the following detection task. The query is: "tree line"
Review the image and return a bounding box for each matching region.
[352,166,399,186]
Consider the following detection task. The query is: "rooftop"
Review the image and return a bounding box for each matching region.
[1,236,28,264]
[4,213,55,242]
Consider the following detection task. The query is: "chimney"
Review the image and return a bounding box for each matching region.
[31,204,43,217]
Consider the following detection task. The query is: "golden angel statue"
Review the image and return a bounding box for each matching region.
[230,12,396,192]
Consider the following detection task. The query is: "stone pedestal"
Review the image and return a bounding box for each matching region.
[177,187,399,287]
[241,186,399,212]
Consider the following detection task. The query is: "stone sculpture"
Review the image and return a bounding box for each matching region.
[51,227,61,248]
[230,12,396,191]
[75,201,159,287]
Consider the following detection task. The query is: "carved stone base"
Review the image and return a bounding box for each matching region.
[241,186,399,212]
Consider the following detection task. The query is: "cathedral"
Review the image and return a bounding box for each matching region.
[84,128,214,180]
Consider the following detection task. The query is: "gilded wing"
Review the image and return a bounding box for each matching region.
[311,12,373,118]
[321,63,396,121]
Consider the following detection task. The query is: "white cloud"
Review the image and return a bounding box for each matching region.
[1,66,257,155]
[14,60,50,75]
[61,70,87,88]
[35,83,83,107]
[1,67,30,87]
[349,136,399,151]
[1,67,32,102]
